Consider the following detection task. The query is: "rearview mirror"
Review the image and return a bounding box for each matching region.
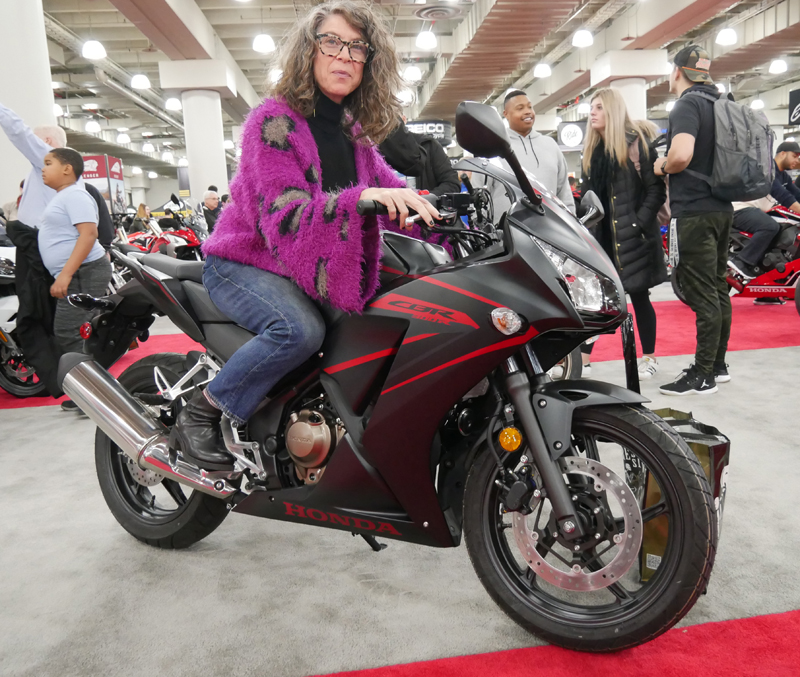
[455,101,512,159]
[579,190,604,228]
[455,101,542,206]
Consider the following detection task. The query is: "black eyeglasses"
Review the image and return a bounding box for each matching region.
[315,33,373,64]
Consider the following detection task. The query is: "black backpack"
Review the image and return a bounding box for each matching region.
[684,91,775,202]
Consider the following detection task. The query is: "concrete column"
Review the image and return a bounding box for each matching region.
[591,50,669,122]
[610,78,647,121]
[0,0,55,202]
[181,89,229,205]
[132,188,147,208]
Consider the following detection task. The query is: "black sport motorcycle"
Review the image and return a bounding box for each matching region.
[57,103,716,652]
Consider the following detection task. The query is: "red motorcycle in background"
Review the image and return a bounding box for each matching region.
[670,206,800,316]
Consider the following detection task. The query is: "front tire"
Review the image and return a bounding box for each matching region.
[95,352,229,549]
[463,404,716,652]
[0,342,48,397]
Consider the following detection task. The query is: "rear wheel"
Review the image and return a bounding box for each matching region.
[0,342,47,397]
[95,352,229,549]
[463,404,716,652]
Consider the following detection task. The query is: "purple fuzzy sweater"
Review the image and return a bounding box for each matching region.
[204,98,430,313]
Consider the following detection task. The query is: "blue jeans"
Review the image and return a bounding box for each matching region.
[203,255,326,425]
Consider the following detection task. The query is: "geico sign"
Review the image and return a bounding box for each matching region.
[407,122,446,135]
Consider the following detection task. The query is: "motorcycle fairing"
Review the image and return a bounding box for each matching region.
[235,220,600,547]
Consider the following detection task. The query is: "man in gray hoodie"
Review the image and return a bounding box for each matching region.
[476,90,575,215]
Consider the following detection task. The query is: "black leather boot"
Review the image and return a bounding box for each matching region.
[172,390,234,469]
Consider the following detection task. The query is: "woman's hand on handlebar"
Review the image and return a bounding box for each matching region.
[359,188,440,231]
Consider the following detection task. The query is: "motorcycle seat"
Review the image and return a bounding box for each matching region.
[140,253,204,284]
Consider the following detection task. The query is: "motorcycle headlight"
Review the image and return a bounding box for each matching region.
[0,257,15,277]
[533,238,621,315]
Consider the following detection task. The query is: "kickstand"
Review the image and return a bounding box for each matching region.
[353,532,387,552]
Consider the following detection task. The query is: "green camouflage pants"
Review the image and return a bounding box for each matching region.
[675,212,733,374]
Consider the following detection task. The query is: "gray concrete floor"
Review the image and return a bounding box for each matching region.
[2,292,799,676]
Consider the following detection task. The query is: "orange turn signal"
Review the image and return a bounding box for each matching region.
[498,427,522,452]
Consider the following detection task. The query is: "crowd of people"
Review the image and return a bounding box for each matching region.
[0,0,797,440]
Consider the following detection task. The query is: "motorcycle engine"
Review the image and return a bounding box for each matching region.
[284,408,344,483]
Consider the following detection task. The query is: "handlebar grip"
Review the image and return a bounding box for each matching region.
[356,200,389,216]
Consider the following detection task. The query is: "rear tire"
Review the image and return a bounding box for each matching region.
[95,352,229,549]
[0,343,48,397]
[463,404,716,652]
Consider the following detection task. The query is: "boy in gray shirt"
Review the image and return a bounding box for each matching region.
[40,147,111,363]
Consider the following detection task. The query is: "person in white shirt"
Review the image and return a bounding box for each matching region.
[477,90,575,216]
[0,102,68,226]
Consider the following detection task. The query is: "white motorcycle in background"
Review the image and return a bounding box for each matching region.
[0,244,48,397]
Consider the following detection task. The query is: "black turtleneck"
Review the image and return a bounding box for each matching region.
[306,92,358,193]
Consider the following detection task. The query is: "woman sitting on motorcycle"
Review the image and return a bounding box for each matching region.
[174,0,440,469]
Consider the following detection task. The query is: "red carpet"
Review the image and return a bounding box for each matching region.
[317,609,800,677]
[0,334,201,410]
[591,296,800,362]
[2,297,798,409]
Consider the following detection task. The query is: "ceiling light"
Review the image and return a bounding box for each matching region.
[148,171,158,179]
[403,65,422,82]
[117,133,131,144]
[142,142,155,152]
[572,30,593,48]
[132,166,142,175]
[750,99,765,110]
[85,120,101,133]
[769,59,787,74]
[398,89,415,107]
[269,69,283,84]
[234,0,252,2]
[81,40,107,60]
[533,63,552,78]
[141,131,154,137]
[81,103,99,110]
[131,74,151,90]
[716,83,726,94]
[415,0,427,4]
[51,81,66,89]
[162,151,174,162]
[117,127,129,132]
[715,28,737,46]
[786,136,796,142]
[253,33,276,54]
[165,97,182,111]
[416,30,437,51]
[577,102,591,115]
[223,139,235,149]
[666,101,676,111]
[162,140,172,146]
[178,158,189,167]
[53,103,64,117]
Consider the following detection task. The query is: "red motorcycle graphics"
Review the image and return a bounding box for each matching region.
[370,292,480,328]
[283,502,402,535]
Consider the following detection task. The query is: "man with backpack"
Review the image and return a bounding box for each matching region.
[654,46,735,396]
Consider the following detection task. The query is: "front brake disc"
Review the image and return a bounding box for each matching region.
[511,456,643,591]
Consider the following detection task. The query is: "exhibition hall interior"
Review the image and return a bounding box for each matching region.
[1,0,800,675]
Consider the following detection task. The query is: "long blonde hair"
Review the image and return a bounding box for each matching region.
[136,203,148,219]
[582,88,656,174]
[270,0,402,144]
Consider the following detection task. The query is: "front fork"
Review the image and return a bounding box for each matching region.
[503,352,585,541]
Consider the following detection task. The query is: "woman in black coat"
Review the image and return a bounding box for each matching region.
[580,88,667,380]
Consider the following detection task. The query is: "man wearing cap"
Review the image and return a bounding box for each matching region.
[727,141,800,290]
[654,45,732,396]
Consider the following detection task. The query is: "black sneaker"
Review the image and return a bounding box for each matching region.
[753,297,786,305]
[727,257,757,280]
[61,399,80,412]
[659,366,718,396]
[713,362,730,383]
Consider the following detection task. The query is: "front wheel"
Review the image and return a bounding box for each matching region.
[463,404,716,652]
[95,352,229,549]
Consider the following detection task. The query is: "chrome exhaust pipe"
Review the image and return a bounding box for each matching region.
[58,354,236,499]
